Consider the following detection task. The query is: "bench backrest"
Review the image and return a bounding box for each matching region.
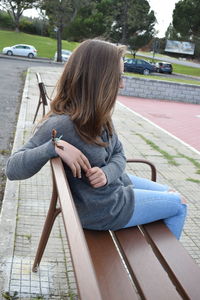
[51,158,102,300]
[36,73,48,106]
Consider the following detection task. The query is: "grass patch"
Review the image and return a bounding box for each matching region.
[173,64,200,77]
[0,29,79,59]
[177,153,200,169]
[124,71,200,85]
[137,51,169,59]
[24,234,32,241]
[0,149,10,155]
[177,153,200,175]
[186,178,200,184]
[136,133,179,165]
[2,291,19,299]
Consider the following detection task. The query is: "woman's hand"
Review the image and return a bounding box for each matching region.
[55,140,91,178]
[86,167,107,188]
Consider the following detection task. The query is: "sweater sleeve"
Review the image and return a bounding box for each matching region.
[6,140,57,180]
[6,118,59,180]
[101,134,126,185]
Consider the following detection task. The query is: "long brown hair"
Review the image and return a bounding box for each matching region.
[49,39,125,145]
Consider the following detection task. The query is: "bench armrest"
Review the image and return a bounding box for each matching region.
[126,159,157,182]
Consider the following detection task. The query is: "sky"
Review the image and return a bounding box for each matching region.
[147,0,180,37]
[24,0,180,38]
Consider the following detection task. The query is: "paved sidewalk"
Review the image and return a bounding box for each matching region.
[0,66,200,299]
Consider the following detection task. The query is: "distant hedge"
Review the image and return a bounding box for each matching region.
[19,18,49,36]
[0,10,49,36]
[0,10,14,30]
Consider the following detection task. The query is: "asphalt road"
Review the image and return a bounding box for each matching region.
[0,56,63,206]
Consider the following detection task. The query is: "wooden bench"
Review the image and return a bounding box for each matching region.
[32,157,200,299]
[33,73,52,123]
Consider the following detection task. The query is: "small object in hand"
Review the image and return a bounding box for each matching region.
[52,128,64,150]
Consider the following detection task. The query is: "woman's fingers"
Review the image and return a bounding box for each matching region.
[70,163,77,178]
[72,155,90,178]
[86,167,97,177]
[92,182,103,188]
[86,167,107,188]
[74,162,82,178]
[78,156,91,172]
[90,177,101,186]
[80,154,91,170]
[55,140,91,177]
[69,162,82,178]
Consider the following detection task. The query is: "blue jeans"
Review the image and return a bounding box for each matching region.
[123,174,187,240]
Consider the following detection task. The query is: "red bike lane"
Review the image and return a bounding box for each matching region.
[117,95,200,152]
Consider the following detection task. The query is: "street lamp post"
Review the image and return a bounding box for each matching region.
[152,39,160,63]
[56,0,62,62]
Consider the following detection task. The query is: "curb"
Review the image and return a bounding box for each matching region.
[0,69,31,292]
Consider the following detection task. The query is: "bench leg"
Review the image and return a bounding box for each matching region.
[33,97,42,124]
[32,181,61,272]
[42,102,46,117]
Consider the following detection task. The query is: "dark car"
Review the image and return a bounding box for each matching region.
[155,62,173,74]
[124,58,156,75]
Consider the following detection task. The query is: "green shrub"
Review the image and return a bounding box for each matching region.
[0,10,14,30]
[19,19,37,34]
[19,17,50,36]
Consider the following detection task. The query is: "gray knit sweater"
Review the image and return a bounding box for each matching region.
[6,114,134,230]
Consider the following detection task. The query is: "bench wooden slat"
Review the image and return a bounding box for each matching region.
[142,221,200,300]
[114,227,181,300]
[84,229,138,300]
[52,158,102,300]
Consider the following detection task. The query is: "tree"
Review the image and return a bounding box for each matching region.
[0,9,14,29]
[172,0,200,58]
[39,0,90,61]
[109,0,156,54]
[173,0,200,40]
[165,23,180,40]
[63,0,156,55]
[0,0,38,31]
[63,0,115,41]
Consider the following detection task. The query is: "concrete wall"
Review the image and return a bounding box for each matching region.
[119,76,200,104]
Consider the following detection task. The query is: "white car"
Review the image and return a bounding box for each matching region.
[2,44,37,58]
[54,49,72,62]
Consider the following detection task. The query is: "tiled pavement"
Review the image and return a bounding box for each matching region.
[0,66,200,299]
